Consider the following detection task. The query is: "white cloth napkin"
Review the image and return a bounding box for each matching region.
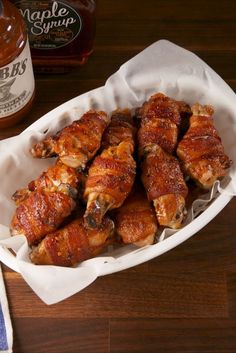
[0,264,12,353]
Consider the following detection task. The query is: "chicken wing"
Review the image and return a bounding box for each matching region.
[141,144,188,229]
[177,103,232,189]
[11,190,76,246]
[31,110,110,168]
[30,216,114,267]
[113,183,158,246]
[137,92,191,154]
[84,141,136,229]
[101,109,136,151]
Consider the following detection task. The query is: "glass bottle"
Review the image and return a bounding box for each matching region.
[0,0,35,128]
[12,0,97,73]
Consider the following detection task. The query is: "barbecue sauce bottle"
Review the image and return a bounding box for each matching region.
[0,0,35,128]
[12,0,97,73]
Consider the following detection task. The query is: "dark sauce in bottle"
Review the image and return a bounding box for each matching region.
[0,0,35,127]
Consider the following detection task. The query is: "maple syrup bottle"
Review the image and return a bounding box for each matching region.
[0,0,35,128]
[12,0,97,73]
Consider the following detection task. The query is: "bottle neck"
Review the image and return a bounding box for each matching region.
[0,0,27,66]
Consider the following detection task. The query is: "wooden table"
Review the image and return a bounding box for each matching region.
[1,1,236,352]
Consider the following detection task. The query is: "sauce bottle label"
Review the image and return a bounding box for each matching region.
[15,1,82,49]
[0,40,35,119]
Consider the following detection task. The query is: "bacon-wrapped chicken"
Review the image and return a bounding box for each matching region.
[11,190,76,246]
[11,161,84,246]
[113,184,158,246]
[31,110,110,168]
[84,141,136,229]
[177,103,232,189]
[137,92,191,154]
[12,160,84,205]
[137,93,189,228]
[30,216,114,266]
[141,144,188,229]
[101,109,136,151]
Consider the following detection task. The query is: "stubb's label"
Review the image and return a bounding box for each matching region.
[16,1,82,49]
[0,40,35,119]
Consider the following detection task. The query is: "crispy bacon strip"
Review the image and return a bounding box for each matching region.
[114,184,157,246]
[30,216,114,267]
[141,145,188,229]
[84,141,136,229]
[177,103,232,189]
[31,110,110,168]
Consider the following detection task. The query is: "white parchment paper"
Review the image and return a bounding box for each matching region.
[0,40,235,304]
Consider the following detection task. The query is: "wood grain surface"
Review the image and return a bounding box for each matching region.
[1,1,236,352]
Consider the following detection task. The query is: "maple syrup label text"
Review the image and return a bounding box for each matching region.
[0,41,35,118]
[16,1,82,49]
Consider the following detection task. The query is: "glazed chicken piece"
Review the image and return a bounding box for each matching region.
[137,93,189,228]
[101,109,136,151]
[30,216,114,267]
[31,110,110,168]
[177,103,232,189]
[114,184,158,247]
[12,160,84,205]
[11,161,84,246]
[84,141,136,229]
[11,190,76,246]
[137,92,191,154]
[141,144,188,229]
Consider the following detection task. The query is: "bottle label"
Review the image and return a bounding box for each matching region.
[15,1,82,49]
[0,40,35,119]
